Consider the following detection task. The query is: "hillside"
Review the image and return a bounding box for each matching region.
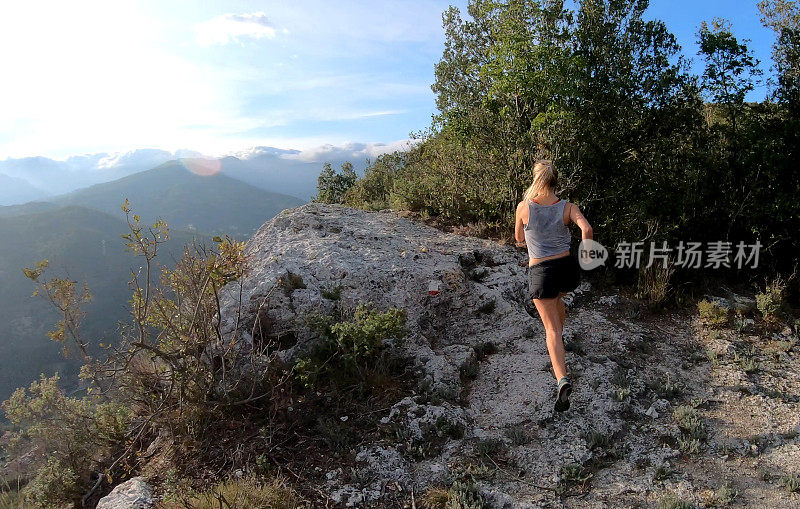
[0,205,204,401]
[1,203,798,507]
[0,174,48,205]
[83,203,798,508]
[222,205,799,507]
[219,151,359,201]
[0,201,59,217]
[50,160,307,236]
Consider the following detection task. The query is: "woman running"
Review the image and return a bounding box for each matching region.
[514,160,593,411]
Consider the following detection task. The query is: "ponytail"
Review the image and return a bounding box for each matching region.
[523,160,557,201]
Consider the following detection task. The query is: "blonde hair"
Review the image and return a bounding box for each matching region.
[523,159,557,201]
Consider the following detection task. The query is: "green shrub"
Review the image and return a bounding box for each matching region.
[330,304,408,362]
[314,161,357,204]
[21,457,79,509]
[1,375,130,507]
[342,152,408,211]
[713,482,737,505]
[475,438,505,458]
[673,405,708,441]
[756,276,787,322]
[658,371,683,399]
[559,463,585,482]
[734,351,759,374]
[698,300,729,327]
[654,463,675,481]
[504,426,530,446]
[677,436,702,454]
[585,431,609,450]
[295,304,408,393]
[320,283,342,300]
[783,474,800,493]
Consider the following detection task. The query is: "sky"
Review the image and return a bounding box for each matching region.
[0,0,778,160]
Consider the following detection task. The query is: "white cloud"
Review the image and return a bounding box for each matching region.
[195,12,283,46]
[281,140,418,162]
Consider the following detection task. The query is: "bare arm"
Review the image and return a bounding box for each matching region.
[514,201,527,246]
[568,203,593,240]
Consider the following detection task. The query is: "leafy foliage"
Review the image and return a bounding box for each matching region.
[317,0,800,286]
[1,374,130,507]
[294,303,408,393]
[756,275,788,321]
[4,201,289,507]
[697,300,730,327]
[314,162,358,204]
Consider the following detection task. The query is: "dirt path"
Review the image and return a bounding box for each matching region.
[458,290,800,508]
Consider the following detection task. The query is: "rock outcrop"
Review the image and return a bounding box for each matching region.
[213,203,800,508]
[96,477,154,509]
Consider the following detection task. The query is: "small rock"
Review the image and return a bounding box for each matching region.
[96,477,154,509]
[598,295,620,306]
[645,406,659,419]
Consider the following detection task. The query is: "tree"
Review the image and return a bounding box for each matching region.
[698,18,763,134]
[758,0,800,107]
[314,162,358,204]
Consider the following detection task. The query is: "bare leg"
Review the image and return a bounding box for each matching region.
[557,293,566,330]
[533,297,567,380]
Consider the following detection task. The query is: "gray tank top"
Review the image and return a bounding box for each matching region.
[523,199,571,259]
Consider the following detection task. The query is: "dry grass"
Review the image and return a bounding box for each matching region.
[161,476,302,509]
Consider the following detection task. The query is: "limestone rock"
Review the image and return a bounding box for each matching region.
[96,477,154,509]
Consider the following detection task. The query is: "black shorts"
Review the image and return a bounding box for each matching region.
[528,255,581,300]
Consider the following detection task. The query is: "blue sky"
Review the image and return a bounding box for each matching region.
[0,0,777,160]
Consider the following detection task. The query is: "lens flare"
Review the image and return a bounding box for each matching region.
[179,157,221,176]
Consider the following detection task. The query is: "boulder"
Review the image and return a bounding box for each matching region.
[96,477,154,509]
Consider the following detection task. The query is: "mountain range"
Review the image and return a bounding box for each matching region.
[0,155,322,401]
[0,142,410,205]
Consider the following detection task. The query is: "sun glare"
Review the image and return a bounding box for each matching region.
[179,157,222,176]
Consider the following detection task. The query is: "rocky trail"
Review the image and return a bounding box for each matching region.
[95,203,800,508]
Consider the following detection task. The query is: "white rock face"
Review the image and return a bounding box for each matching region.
[96,477,154,509]
[219,202,539,399]
[214,203,800,507]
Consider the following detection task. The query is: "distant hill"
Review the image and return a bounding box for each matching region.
[0,205,205,402]
[219,152,359,201]
[0,173,49,205]
[0,143,408,205]
[50,160,306,237]
[0,149,189,199]
[0,201,59,217]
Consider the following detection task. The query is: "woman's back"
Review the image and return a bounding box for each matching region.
[523,198,571,260]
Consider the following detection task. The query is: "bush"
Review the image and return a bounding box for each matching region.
[677,407,706,441]
[342,152,409,210]
[314,162,357,204]
[697,300,729,327]
[1,375,130,506]
[783,474,800,494]
[294,303,408,394]
[756,276,787,322]
[7,202,287,506]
